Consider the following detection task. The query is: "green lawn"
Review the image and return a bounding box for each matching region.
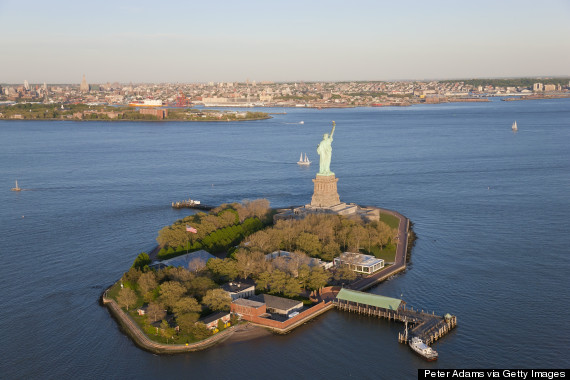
[366,243,397,263]
[379,212,400,229]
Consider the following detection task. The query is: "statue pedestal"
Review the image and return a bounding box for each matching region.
[310,174,341,208]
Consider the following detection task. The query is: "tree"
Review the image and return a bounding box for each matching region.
[334,265,357,283]
[176,312,199,335]
[217,319,226,331]
[147,301,166,323]
[186,276,217,299]
[268,270,287,294]
[282,277,301,298]
[117,287,137,311]
[192,322,211,340]
[207,258,239,282]
[132,252,150,270]
[321,242,340,261]
[172,297,201,316]
[160,320,176,343]
[235,249,266,278]
[122,267,142,286]
[159,281,187,309]
[202,289,231,312]
[138,271,158,295]
[307,267,330,291]
[297,265,311,289]
[295,232,322,257]
[348,224,367,252]
[255,272,271,291]
[188,258,206,273]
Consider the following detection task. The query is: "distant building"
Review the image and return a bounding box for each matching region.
[544,84,556,92]
[334,252,384,274]
[533,83,544,92]
[80,74,90,93]
[139,108,168,120]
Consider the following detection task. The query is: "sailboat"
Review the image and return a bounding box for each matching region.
[512,121,518,132]
[297,153,311,166]
[11,180,21,192]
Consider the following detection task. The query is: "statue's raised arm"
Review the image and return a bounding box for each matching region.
[330,121,336,139]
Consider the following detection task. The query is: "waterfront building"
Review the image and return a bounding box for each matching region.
[533,83,544,92]
[250,294,303,316]
[199,311,231,330]
[231,298,267,318]
[333,252,384,274]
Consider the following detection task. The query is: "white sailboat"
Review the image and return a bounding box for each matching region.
[11,180,21,192]
[512,120,518,131]
[297,153,311,166]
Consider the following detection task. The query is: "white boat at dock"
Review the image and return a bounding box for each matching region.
[409,336,438,361]
[297,153,311,166]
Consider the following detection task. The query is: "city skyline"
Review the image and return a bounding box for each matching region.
[1,0,569,83]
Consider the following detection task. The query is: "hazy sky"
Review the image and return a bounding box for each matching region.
[1,0,569,83]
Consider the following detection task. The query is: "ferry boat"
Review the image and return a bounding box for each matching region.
[409,337,438,361]
[297,153,311,166]
[11,180,21,192]
[128,99,163,107]
[512,120,518,131]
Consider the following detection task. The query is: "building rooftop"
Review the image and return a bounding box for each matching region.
[251,294,303,311]
[200,311,230,325]
[222,279,255,293]
[336,288,402,310]
[232,298,265,309]
[150,250,216,270]
[338,252,384,267]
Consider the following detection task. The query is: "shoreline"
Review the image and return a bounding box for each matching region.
[100,204,412,354]
[0,116,273,123]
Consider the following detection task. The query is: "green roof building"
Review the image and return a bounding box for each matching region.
[335,288,403,311]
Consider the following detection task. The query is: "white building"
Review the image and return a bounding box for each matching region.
[334,252,384,274]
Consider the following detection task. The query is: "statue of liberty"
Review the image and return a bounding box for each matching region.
[317,121,336,176]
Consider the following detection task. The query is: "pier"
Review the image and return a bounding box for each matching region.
[333,288,457,347]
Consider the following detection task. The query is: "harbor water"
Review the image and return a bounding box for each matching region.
[1,98,569,379]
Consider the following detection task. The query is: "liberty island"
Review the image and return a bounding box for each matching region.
[101,120,456,359]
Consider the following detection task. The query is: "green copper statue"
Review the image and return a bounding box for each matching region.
[317,121,336,176]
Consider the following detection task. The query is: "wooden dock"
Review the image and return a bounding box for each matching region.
[333,290,457,347]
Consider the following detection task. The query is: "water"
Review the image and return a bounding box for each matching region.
[1,99,569,379]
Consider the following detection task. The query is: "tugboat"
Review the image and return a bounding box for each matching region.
[409,336,438,361]
[11,180,21,192]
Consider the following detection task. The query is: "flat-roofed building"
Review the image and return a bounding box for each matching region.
[231,298,266,317]
[222,280,255,300]
[250,294,303,316]
[333,252,384,274]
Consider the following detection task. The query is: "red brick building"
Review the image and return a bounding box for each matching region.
[231,298,266,317]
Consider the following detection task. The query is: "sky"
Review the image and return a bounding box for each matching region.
[1,0,569,84]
